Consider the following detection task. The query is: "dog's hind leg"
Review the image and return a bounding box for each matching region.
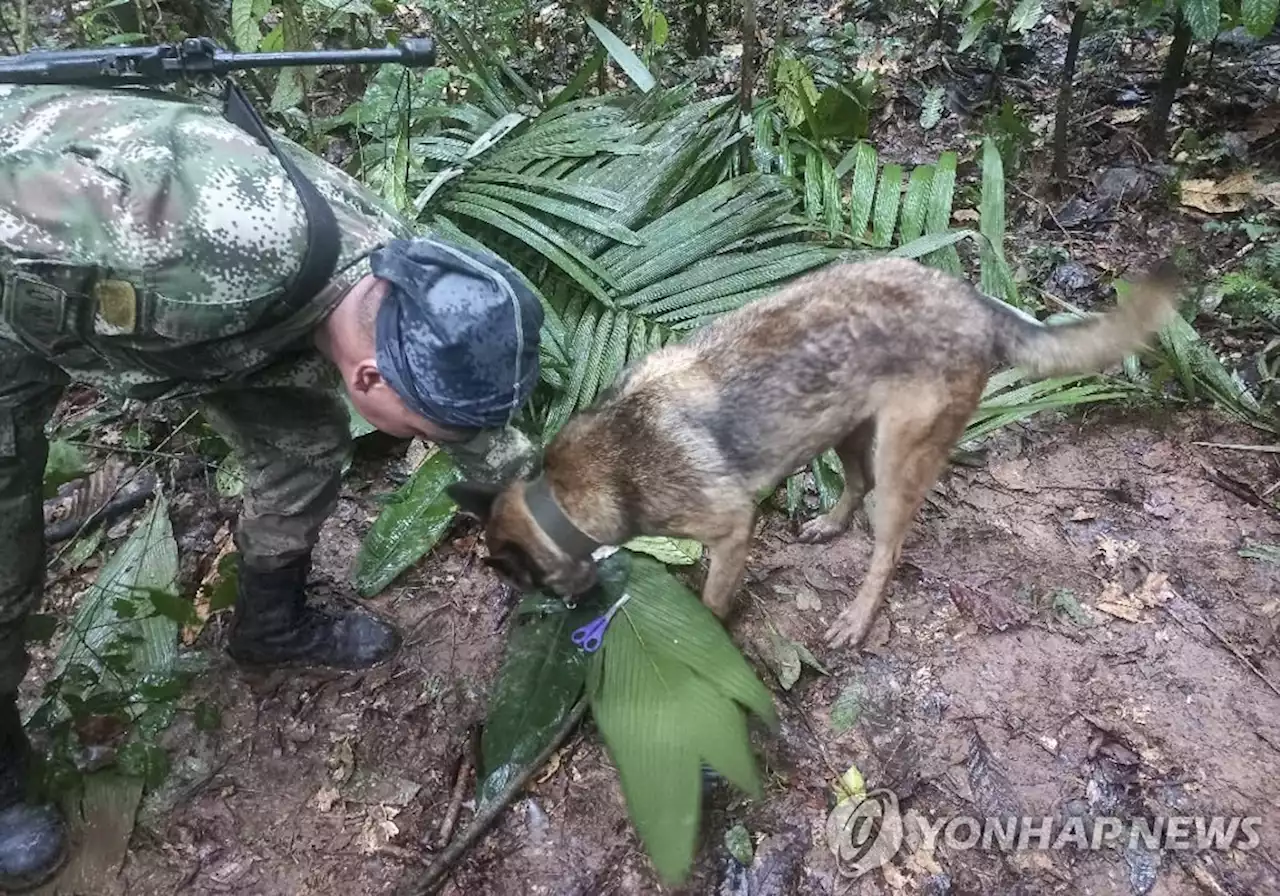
[797,418,876,544]
[824,384,980,649]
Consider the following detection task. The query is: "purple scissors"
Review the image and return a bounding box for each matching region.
[571,592,632,653]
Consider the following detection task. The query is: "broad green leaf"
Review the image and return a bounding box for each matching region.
[352,448,461,597]
[231,0,260,51]
[1243,0,1280,36]
[820,153,843,235]
[63,528,103,571]
[919,86,946,130]
[803,148,824,225]
[623,536,703,565]
[458,182,643,245]
[923,151,961,273]
[891,229,977,259]
[1181,0,1222,40]
[1240,542,1280,564]
[1008,0,1045,31]
[979,137,1016,304]
[830,680,865,732]
[586,16,657,92]
[959,0,994,50]
[590,619,702,884]
[578,309,631,410]
[477,601,597,809]
[847,142,878,241]
[725,824,754,865]
[813,450,844,511]
[442,197,616,302]
[899,166,934,243]
[55,490,180,683]
[544,306,601,437]
[870,163,903,248]
[602,552,777,726]
[43,438,86,498]
[215,453,245,499]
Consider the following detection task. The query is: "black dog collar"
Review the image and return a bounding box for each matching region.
[523,474,602,559]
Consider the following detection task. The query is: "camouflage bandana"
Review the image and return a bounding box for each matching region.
[370,238,542,430]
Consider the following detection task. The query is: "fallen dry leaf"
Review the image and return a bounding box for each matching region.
[1096,535,1141,569]
[1095,600,1144,623]
[953,208,981,223]
[1132,571,1175,607]
[312,786,340,812]
[795,585,822,612]
[1180,171,1280,214]
[184,523,234,646]
[1070,506,1097,522]
[356,805,401,855]
[1111,108,1143,124]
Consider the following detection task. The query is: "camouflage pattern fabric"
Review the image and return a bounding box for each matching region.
[0,83,538,694]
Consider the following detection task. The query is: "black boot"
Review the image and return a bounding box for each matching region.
[226,555,402,671]
[0,698,66,892]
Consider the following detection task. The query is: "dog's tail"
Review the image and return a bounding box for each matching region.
[986,264,1181,378]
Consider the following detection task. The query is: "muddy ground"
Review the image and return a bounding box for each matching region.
[12,2,1280,895]
[50,403,1270,896]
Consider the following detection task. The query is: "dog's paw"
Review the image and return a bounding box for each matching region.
[797,514,850,544]
[825,605,876,649]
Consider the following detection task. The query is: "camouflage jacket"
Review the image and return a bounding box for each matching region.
[0,82,414,400]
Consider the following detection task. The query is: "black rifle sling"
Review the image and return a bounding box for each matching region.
[221,80,341,322]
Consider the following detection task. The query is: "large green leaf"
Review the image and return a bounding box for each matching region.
[591,620,703,884]
[43,439,86,499]
[477,600,598,809]
[1244,0,1280,36]
[55,490,180,682]
[587,551,775,884]
[586,17,657,92]
[351,448,462,597]
[1181,0,1222,40]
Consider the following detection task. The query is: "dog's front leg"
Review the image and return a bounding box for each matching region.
[699,518,755,619]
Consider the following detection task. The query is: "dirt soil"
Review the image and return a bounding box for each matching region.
[69,405,1272,896]
[13,2,1280,895]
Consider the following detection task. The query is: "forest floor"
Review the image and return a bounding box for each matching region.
[13,0,1280,894]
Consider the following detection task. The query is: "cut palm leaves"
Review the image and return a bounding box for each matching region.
[477,598,600,810]
[352,448,462,597]
[53,490,180,685]
[588,551,777,886]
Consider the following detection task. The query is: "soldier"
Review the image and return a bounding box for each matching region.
[0,82,543,889]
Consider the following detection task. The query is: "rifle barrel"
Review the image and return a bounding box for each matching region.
[0,36,436,86]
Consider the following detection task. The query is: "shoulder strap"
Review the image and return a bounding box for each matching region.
[221,81,341,322]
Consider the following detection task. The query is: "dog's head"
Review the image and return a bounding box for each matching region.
[447,479,599,598]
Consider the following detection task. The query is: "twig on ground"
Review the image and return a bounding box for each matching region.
[401,698,589,896]
[1192,441,1280,454]
[435,725,480,848]
[1164,605,1280,701]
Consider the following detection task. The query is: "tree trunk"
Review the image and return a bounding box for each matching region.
[1051,0,1090,187]
[1145,8,1193,152]
[738,0,757,171]
[685,0,709,56]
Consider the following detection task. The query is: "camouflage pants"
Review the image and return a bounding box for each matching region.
[0,336,535,695]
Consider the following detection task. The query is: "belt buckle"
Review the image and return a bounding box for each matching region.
[2,271,71,355]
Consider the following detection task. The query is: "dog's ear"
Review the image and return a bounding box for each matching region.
[446,481,502,521]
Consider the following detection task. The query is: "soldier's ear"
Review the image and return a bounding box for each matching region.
[447,481,502,521]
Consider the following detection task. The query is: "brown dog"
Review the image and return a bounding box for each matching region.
[448,257,1179,649]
